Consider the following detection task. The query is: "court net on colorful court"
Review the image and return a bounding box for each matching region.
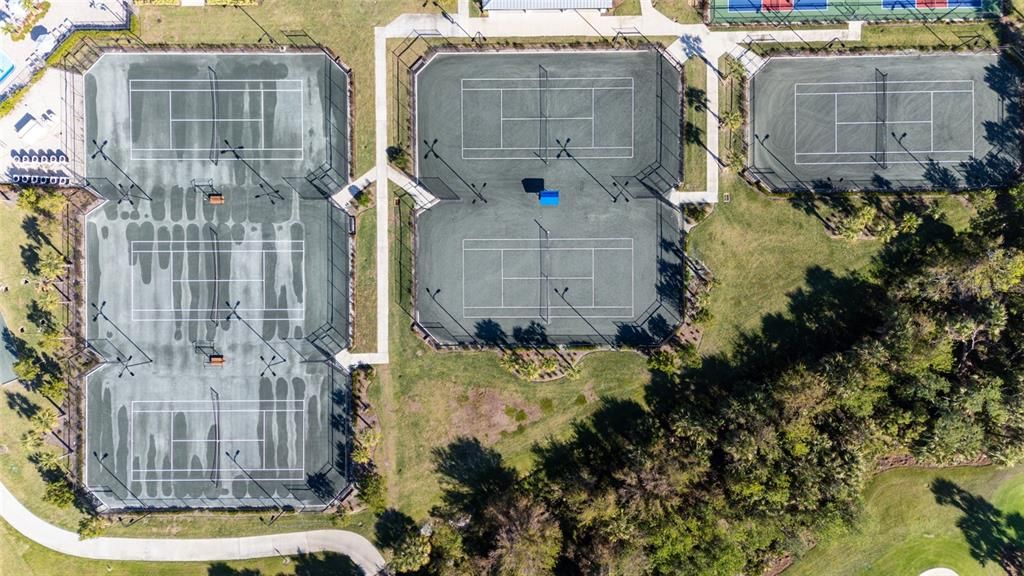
[712,0,997,23]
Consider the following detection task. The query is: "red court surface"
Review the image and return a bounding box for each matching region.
[917,0,947,7]
[763,0,796,9]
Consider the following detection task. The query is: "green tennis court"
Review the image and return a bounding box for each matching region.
[83,52,352,510]
[413,49,685,347]
[749,53,1023,192]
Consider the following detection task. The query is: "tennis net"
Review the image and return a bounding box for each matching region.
[875,68,887,170]
[539,64,549,162]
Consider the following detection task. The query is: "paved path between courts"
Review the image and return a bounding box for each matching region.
[0,478,387,573]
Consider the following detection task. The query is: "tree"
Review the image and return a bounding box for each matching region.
[484,492,561,576]
[16,187,42,212]
[30,407,57,435]
[358,469,387,513]
[13,356,40,384]
[43,477,76,508]
[36,250,66,283]
[389,530,432,573]
[721,110,743,134]
[39,374,68,404]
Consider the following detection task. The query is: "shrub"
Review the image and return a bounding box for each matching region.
[13,356,40,384]
[358,470,387,514]
[78,515,107,540]
[42,476,76,508]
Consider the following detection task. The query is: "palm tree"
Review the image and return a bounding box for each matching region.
[721,110,743,133]
[37,250,66,283]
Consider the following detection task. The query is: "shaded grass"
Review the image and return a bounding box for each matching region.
[0,201,53,349]
[370,188,650,518]
[351,201,377,353]
[686,175,879,354]
[787,465,1024,576]
[682,57,708,192]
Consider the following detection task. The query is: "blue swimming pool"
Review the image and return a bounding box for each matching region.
[0,49,15,85]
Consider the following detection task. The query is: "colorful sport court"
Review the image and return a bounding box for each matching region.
[713,0,997,23]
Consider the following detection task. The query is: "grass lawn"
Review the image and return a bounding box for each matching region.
[136,0,447,176]
[369,188,652,518]
[687,175,881,354]
[787,465,1024,576]
[610,0,643,15]
[682,57,708,192]
[0,201,50,349]
[351,198,377,353]
[651,0,704,23]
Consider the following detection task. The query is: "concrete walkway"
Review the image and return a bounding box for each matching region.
[0,479,387,573]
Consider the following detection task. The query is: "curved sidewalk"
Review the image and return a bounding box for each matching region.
[0,480,386,574]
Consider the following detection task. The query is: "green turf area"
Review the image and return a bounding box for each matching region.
[135,0,449,175]
[687,175,880,353]
[0,201,61,350]
[370,188,652,517]
[351,200,377,353]
[787,465,1024,576]
[682,57,708,192]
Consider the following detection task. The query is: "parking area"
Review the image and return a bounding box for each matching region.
[414,49,685,347]
[83,52,352,510]
[749,53,1022,191]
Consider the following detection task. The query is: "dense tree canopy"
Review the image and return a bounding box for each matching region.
[400,186,1024,575]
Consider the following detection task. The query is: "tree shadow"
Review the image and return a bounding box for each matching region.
[932,478,1024,573]
[207,564,261,576]
[22,215,56,254]
[20,243,40,276]
[432,436,516,521]
[374,508,417,550]
[5,390,39,419]
[473,319,507,347]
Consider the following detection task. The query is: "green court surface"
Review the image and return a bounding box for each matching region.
[83,52,353,510]
[709,0,1000,24]
[413,49,685,347]
[749,53,1023,192]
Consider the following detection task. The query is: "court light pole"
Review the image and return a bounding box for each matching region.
[224,449,285,525]
[425,287,478,345]
[553,286,616,349]
[93,451,146,508]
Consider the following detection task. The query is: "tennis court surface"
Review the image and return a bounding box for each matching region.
[83,52,352,510]
[749,53,1023,192]
[414,49,685,347]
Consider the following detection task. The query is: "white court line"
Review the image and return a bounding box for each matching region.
[129,401,305,479]
[461,238,633,320]
[460,75,634,161]
[129,78,305,161]
[794,79,975,87]
[794,80,976,163]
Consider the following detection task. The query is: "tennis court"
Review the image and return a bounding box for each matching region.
[749,53,1022,191]
[414,49,685,347]
[83,52,352,510]
[710,0,999,23]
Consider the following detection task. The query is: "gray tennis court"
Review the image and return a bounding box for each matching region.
[749,53,1023,191]
[83,52,352,510]
[414,49,685,347]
